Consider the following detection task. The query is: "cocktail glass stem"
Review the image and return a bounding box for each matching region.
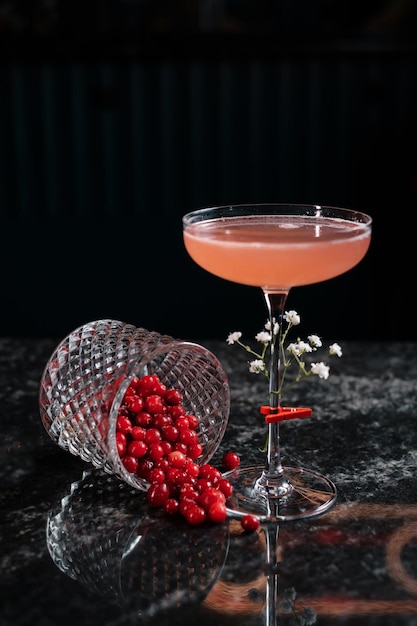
[263,522,280,626]
[254,291,293,502]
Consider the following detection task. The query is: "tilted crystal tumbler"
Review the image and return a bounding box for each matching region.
[39,319,230,491]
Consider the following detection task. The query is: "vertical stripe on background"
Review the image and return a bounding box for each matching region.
[11,66,33,219]
[70,64,90,218]
[218,62,249,203]
[306,61,321,200]
[159,63,187,217]
[248,62,265,202]
[189,62,212,210]
[99,64,118,217]
[276,60,292,199]
[40,65,60,219]
[336,61,354,204]
[0,67,9,219]
[129,64,148,217]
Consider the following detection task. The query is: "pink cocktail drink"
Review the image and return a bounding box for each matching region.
[183,215,371,289]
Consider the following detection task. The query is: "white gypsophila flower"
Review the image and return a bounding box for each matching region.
[255,331,272,344]
[310,362,330,379]
[284,310,300,325]
[308,334,322,348]
[287,341,312,356]
[249,359,265,374]
[265,319,280,335]
[227,331,242,345]
[298,341,313,354]
[287,342,300,356]
[329,343,343,357]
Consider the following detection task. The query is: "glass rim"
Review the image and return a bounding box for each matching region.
[183,203,373,226]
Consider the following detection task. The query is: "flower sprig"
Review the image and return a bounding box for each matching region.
[227,310,342,402]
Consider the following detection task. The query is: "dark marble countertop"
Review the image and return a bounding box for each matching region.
[2,335,417,626]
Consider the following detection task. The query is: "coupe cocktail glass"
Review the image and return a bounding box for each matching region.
[183,204,372,522]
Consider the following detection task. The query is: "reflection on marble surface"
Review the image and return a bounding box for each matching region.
[46,468,316,625]
[46,470,229,620]
[44,468,417,625]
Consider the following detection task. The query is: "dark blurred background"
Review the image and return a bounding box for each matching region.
[1,0,416,342]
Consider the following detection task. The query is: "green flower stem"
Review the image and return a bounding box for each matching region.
[236,325,320,399]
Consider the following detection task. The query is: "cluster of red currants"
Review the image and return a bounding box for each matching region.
[115,373,259,532]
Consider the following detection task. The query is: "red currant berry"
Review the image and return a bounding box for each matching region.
[198,487,225,510]
[178,429,198,446]
[185,414,199,430]
[179,498,196,516]
[128,375,142,393]
[175,415,190,430]
[140,375,161,397]
[116,415,132,434]
[123,386,135,401]
[145,394,166,415]
[164,388,183,405]
[127,440,148,459]
[168,405,186,419]
[153,414,172,429]
[184,504,206,525]
[160,440,173,455]
[183,458,200,479]
[168,450,186,469]
[166,466,187,486]
[131,426,146,440]
[144,427,162,444]
[222,451,241,470]
[208,501,227,523]
[115,431,127,456]
[134,411,153,428]
[156,457,170,472]
[241,515,260,532]
[153,380,168,396]
[199,464,222,484]
[164,498,179,515]
[122,455,138,474]
[173,442,188,455]
[147,442,165,462]
[148,467,166,484]
[147,482,170,507]
[161,425,179,442]
[195,478,213,493]
[136,458,154,479]
[218,478,233,498]
[198,464,214,477]
[125,395,144,413]
[188,442,203,459]
[179,483,199,501]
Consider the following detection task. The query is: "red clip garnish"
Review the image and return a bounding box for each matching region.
[260,405,312,424]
